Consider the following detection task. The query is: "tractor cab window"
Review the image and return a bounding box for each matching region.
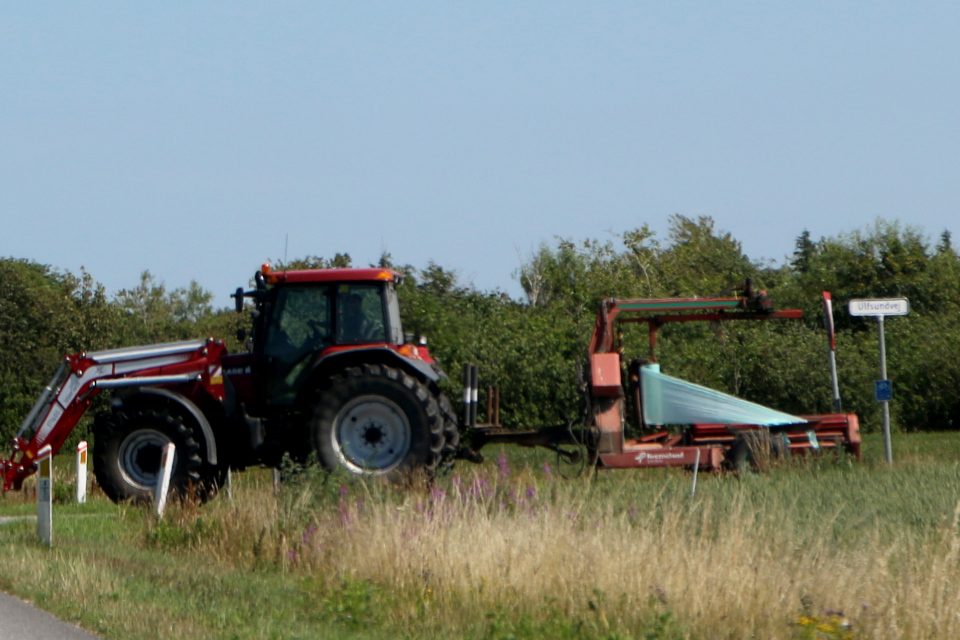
[384,282,403,344]
[263,285,332,404]
[336,284,387,344]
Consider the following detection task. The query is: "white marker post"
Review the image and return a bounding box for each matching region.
[690,449,701,498]
[37,445,53,546]
[849,298,910,465]
[823,292,842,413]
[76,441,88,504]
[155,443,176,518]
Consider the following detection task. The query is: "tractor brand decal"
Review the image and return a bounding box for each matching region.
[224,366,252,376]
[208,366,223,385]
[58,364,112,410]
[60,374,81,404]
[635,451,688,464]
[35,404,65,445]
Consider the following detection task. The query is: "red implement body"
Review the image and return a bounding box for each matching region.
[592,285,860,470]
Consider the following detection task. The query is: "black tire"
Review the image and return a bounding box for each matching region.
[93,408,203,504]
[728,430,785,474]
[728,433,752,474]
[309,364,444,476]
[436,391,460,456]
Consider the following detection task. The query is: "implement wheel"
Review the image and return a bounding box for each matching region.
[93,408,205,504]
[310,364,444,476]
[729,430,788,474]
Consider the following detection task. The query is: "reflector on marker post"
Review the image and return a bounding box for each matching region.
[76,441,88,504]
[155,443,176,518]
[37,444,53,545]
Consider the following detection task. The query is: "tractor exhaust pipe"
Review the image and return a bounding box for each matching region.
[462,363,479,428]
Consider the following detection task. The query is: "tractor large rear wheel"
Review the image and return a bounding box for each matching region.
[436,391,460,457]
[93,408,205,504]
[310,364,444,476]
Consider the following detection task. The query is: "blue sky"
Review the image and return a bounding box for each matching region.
[2,3,959,306]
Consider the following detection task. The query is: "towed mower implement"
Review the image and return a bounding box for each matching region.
[466,281,861,471]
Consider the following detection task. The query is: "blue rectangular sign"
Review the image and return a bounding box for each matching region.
[875,379,893,402]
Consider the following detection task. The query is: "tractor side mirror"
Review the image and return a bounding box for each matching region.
[236,328,247,342]
[232,287,244,314]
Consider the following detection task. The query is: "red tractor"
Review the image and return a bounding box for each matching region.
[2,264,458,503]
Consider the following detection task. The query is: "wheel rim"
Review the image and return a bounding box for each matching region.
[117,428,173,490]
[332,395,411,474]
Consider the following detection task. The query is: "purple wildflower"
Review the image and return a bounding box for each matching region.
[525,486,536,499]
[498,454,510,479]
[287,550,298,563]
[339,485,349,497]
[543,463,552,478]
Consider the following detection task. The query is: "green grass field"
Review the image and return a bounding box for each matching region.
[1,432,960,640]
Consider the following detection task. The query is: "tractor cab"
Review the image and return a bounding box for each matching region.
[228,265,436,410]
[234,265,402,404]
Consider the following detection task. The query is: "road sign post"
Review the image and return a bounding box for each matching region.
[849,298,909,465]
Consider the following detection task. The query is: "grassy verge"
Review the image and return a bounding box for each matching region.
[2,433,960,639]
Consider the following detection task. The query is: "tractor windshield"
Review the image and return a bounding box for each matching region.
[262,284,333,404]
[336,284,388,344]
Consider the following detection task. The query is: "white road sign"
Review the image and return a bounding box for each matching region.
[848,298,910,317]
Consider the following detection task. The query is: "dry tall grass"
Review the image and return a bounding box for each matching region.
[164,461,960,640]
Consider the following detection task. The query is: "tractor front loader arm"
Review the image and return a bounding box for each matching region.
[2,339,226,491]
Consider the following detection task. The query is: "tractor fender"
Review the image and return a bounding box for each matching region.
[311,347,443,388]
[138,388,218,466]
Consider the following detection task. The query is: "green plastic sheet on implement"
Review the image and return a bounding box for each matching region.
[640,364,806,427]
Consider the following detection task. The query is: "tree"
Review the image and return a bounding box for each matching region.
[657,215,757,296]
[116,271,218,343]
[0,259,120,440]
[276,254,353,270]
[791,229,816,274]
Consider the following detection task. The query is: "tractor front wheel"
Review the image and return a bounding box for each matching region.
[93,408,204,504]
[310,365,444,476]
